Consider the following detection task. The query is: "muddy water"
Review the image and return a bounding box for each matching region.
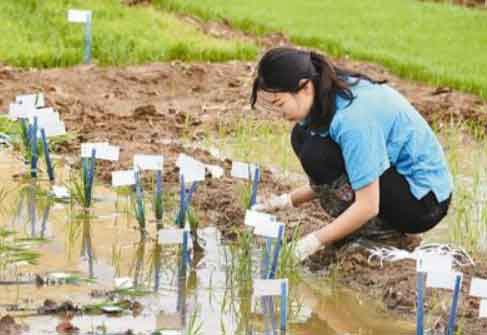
[0,149,413,335]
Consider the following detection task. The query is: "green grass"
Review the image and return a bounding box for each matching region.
[429,119,487,254]
[0,0,258,68]
[157,0,487,100]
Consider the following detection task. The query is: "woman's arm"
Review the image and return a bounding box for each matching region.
[315,179,380,245]
[289,184,316,207]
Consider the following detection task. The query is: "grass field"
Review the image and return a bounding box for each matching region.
[0,0,258,68]
[156,0,487,100]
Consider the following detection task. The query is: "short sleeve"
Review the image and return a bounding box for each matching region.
[333,123,390,190]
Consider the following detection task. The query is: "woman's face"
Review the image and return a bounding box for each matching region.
[259,80,314,122]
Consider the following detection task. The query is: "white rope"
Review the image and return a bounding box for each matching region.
[367,242,475,268]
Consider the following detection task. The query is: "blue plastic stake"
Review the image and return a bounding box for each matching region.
[30,117,38,178]
[40,129,54,181]
[177,174,186,228]
[447,274,462,335]
[154,170,163,222]
[86,148,96,207]
[250,167,260,208]
[268,225,284,279]
[84,13,92,64]
[156,170,162,196]
[416,272,425,335]
[280,280,288,331]
[181,230,189,274]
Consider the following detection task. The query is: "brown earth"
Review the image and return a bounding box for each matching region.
[1,15,487,335]
[421,0,487,9]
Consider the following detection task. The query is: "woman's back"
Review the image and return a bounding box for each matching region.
[330,79,453,202]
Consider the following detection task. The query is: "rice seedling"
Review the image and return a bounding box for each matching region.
[133,170,146,234]
[186,305,203,335]
[67,149,96,210]
[0,228,41,272]
[18,118,44,177]
[175,176,198,228]
[276,226,301,280]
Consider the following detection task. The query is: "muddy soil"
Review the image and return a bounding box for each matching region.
[1,16,487,335]
[421,0,487,9]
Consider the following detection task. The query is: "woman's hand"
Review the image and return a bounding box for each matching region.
[293,179,380,261]
[251,184,316,212]
[251,193,294,212]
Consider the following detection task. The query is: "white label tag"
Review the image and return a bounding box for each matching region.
[426,271,461,290]
[133,154,164,171]
[81,142,107,157]
[231,161,258,180]
[15,93,45,108]
[42,121,66,137]
[27,109,60,125]
[97,144,119,161]
[253,279,287,297]
[81,142,119,161]
[158,229,188,245]
[112,170,136,187]
[253,221,285,239]
[469,278,487,298]
[52,186,70,199]
[176,154,205,183]
[480,299,487,318]
[8,103,35,120]
[244,210,276,228]
[417,254,453,273]
[68,9,91,23]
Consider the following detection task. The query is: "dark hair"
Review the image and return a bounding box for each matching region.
[251,47,386,129]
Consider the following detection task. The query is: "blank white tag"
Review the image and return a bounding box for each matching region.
[469,278,487,298]
[15,93,45,108]
[244,210,276,228]
[112,170,135,187]
[426,271,461,290]
[42,121,66,137]
[27,108,59,125]
[81,142,107,157]
[253,279,287,297]
[81,142,119,161]
[97,144,119,161]
[480,299,487,318]
[8,103,35,120]
[68,9,91,23]
[52,186,70,199]
[158,229,188,245]
[253,221,285,239]
[133,154,164,171]
[417,254,453,273]
[177,154,205,182]
[231,161,258,180]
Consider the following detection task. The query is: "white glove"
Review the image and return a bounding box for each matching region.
[251,193,294,212]
[294,233,323,262]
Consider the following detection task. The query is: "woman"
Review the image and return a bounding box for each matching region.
[251,47,453,261]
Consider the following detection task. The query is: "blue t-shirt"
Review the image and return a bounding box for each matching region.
[327,79,453,202]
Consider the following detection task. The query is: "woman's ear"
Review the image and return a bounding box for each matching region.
[300,79,314,96]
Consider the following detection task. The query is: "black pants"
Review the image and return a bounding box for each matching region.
[291,124,452,234]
